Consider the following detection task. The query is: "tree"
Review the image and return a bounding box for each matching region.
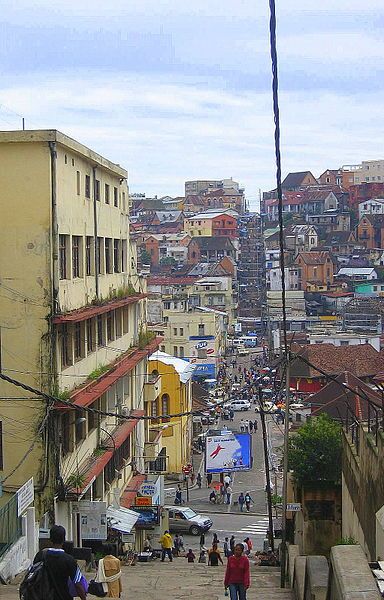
[288,414,342,485]
[140,249,151,265]
[160,256,177,266]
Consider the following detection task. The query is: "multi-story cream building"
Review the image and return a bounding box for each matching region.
[0,130,160,537]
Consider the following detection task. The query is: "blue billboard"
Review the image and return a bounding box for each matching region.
[205,432,252,473]
[192,363,216,379]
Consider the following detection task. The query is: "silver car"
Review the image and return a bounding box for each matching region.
[165,506,213,536]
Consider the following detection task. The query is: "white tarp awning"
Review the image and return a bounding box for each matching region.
[107,506,141,534]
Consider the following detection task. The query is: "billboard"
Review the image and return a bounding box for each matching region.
[205,432,252,473]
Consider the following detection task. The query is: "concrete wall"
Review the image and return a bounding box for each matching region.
[342,426,384,560]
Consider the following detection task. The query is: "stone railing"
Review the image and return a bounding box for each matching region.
[287,543,381,600]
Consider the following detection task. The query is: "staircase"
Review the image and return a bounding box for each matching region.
[125,560,293,600]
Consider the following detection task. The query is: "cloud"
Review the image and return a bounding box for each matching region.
[0,1,383,204]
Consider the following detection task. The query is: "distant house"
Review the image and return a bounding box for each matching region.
[187,236,236,264]
[358,198,384,219]
[282,171,318,190]
[322,230,356,255]
[289,342,383,392]
[336,267,378,281]
[354,280,384,296]
[295,251,334,291]
[317,169,344,186]
[356,214,384,249]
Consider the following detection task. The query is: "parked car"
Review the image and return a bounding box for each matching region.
[165,506,213,536]
[229,399,251,411]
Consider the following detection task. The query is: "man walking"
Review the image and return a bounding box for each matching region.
[32,525,86,600]
[160,530,173,562]
[226,485,233,505]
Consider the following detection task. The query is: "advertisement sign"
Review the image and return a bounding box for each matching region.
[193,363,216,378]
[139,482,157,497]
[134,496,152,506]
[78,501,107,540]
[205,432,252,474]
[131,505,160,528]
[17,477,34,516]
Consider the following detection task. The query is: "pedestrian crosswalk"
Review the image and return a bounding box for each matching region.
[239,516,270,536]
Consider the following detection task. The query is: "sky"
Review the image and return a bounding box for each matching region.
[1,1,384,207]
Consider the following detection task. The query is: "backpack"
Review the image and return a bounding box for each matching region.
[19,550,55,600]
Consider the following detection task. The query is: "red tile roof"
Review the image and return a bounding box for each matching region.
[296,251,332,265]
[53,294,146,324]
[120,474,147,509]
[58,337,162,409]
[147,276,198,286]
[291,343,383,379]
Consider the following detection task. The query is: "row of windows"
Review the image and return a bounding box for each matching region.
[75,170,126,210]
[60,306,132,368]
[365,176,382,182]
[59,235,127,279]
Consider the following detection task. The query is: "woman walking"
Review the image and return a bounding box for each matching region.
[96,545,122,598]
[224,543,250,600]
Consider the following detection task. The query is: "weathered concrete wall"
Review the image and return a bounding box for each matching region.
[0,536,30,583]
[328,544,380,600]
[304,555,328,600]
[288,545,300,587]
[293,556,306,600]
[342,427,384,560]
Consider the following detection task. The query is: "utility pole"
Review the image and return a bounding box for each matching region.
[280,357,290,588]
[258,386,274,552]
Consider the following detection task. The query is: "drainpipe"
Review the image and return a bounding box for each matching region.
[93,166,99,298]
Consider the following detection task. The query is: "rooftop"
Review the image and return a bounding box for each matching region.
[149,351,195,383]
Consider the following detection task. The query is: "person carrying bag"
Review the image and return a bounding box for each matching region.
[90,545,122,598]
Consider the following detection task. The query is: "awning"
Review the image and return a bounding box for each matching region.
[52,294,147,324]
[120,474,146,509]
[107,506,141,534]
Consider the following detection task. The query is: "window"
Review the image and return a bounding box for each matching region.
[152,400,158,419]
[74,322,84,361]
[198,324,205,336]
[59,235,69,279]
[373,285,378,291]
[97,238,104,274]
[72,158,75,166]
[97,315,105,347]
[161,345,166,352]
[61,324,72,368]
[113,186,118,207]
[76,171,81,195]
[95,179,100,201]
[161,394,170,422]
[113,240,120,272]
[340,340,349,346]
[85,175,91,198]
[173,328,177,335]
[173,346,178,356]
[179,346,184,358]
[122,307,129,334]
[72,236,82,278]
[122,192,126,211]
[121,240,127,272]
[105,183,110,204]
[75,411,86,444]
[115,308,122,338]
[86,236,94,276]
[180,328,184,336]
[107,311,115,342]
[64,154,67,164]
[164,302,171,310]
[105,238,112,273]
[87,318,96,353]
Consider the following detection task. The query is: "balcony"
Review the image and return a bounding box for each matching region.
[144,374,162,403]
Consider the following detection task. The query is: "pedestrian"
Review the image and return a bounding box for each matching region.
[224,474,231,487]
[253,419,258,432]
[208,544,224,566]
[240,419,245,432]
[212,532,219,546]
[230,409,234,422]
[226,485,233,505]
[160,530,173,562]
[209,489,217,504]
[175,484,183,505]
[186,548,196,563]
[96,544,122,598]
[173,534,181,556]
[224,543,250,600]
[220,483,226,504]
[249,421,254,434]
[238,492,245,512]
[244,492,253,512]
[207,473,213,486]
[244,420,249,433]
[230,535,236,554]
[178,534,185,554]
[30,525,86,600]
[198,550,207,564]
[197,472,202,488]
[224,537,231,558]
[243,537,253,556]
[200,531,206,550]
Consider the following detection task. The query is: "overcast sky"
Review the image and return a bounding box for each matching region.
[1,1,383,206]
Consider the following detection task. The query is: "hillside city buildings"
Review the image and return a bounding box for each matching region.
[1,130,384,584]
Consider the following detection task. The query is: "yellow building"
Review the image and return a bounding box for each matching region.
[147,352,194,474]
[0,130,160,536]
